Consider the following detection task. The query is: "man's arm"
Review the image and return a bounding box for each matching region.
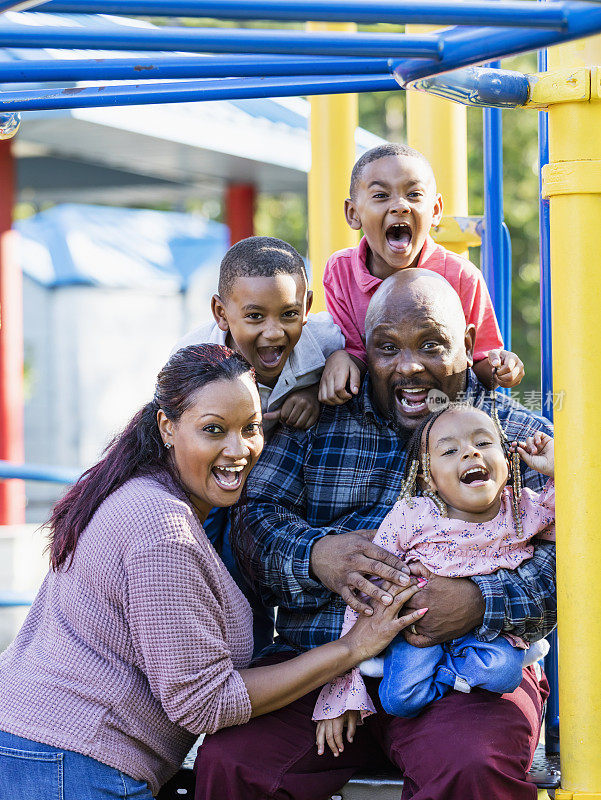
[400,541,555,648]
[231,425,335,611]
[231,423,411,614]
[471,541,556,643]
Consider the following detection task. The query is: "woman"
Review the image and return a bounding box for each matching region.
[0,344,423,800]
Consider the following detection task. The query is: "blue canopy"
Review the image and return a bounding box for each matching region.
[16,203,229,290]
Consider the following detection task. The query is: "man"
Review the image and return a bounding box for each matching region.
[195,270,555,800]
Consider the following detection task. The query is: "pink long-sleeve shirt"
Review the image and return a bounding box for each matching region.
[323,235,503,363]
[313,482,555,721]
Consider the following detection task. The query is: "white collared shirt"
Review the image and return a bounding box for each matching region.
[172,312,344,432]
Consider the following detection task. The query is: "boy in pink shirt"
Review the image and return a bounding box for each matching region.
[318,143,524,405]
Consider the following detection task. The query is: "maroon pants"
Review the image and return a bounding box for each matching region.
[195,654,549,800]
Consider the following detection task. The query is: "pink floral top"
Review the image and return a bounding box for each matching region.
[313,482,555,721]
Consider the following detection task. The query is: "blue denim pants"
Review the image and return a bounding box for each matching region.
[0,730,154,800]
[378,632,525,718]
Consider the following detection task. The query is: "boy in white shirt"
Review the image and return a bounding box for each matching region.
[173,236,344,654]
[174,236,344,435]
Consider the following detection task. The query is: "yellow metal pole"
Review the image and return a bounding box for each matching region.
[543,34,601,800]
[307,21,358,312]
[406,24,469,256]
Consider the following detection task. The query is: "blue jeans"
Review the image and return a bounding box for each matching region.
[204,507,275,657]
[0,730,154,800]
[378,632,525,718]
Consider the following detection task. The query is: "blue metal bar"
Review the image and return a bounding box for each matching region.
[0,23,441,58]
[501,222,512,352]
[0,591,34,608]
[0,73,398,110]
[404,66,530,109]
[537,43,559,756]
[538,55,553,416]
[395,9,601,85]
[32,0,570,29]
[0,0,45,10]
[482,92,509,348]
[0,54,393,83]
[0,460,79,483]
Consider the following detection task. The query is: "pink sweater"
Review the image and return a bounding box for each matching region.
[0,474,253,795]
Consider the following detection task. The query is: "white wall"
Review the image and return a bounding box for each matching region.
[0,524,47,652]
[23,280,216,522]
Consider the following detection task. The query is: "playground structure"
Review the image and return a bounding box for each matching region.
[1,1,601,797]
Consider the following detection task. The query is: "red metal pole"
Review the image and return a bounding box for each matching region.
[225,183,256,244]
[0,139,25,523]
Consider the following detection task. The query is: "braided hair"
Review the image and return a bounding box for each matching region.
[397,396,523,535]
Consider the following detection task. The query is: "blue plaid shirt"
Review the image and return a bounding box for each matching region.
[232,371,556,655]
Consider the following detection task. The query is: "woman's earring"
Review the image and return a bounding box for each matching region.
[164,442,173,450]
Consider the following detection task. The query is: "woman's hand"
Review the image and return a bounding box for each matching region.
[342,583,427,663]
[316,710,359,757]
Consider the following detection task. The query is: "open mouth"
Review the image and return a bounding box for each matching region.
[394,387,429,416]
[212,465,245,491]
[460,466,490,486]
[257,346,285,369]
[386,222,412,253]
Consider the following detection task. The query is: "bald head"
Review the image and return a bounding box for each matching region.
[365,269,467,345]
[365,269,475,432]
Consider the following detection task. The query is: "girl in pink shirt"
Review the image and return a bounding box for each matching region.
[314,403,554,754]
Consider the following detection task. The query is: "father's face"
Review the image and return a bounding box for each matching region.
[366,293,474,432]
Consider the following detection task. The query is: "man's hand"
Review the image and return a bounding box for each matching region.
[318,350,365,406]
[488,349,525,389]
[402,575,485,647]
[263,385,320,430]
[310,531,412,615]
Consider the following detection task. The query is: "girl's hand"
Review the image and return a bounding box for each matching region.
[342,583,427,663]
[513,432,554,478]
[316,710,359,757]
[489,349,525,388]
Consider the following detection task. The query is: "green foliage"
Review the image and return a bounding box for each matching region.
[255,193,308,255]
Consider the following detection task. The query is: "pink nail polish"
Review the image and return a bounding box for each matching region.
[418,607,428,614]
[417,578,428,587]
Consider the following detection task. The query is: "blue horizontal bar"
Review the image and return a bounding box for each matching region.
[405,66,530,108]
[0,0,45,10]
[0,23,441,58]
[0,54,392,82]
[395,9,601,85]
[33,0,570,30]
[0,73,398,110]
[0,592,34,608]
[0,460,79,483]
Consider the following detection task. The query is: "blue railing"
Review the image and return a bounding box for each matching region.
[0,461,79,608]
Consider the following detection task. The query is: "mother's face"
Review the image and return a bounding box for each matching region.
[159,374,263,521]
